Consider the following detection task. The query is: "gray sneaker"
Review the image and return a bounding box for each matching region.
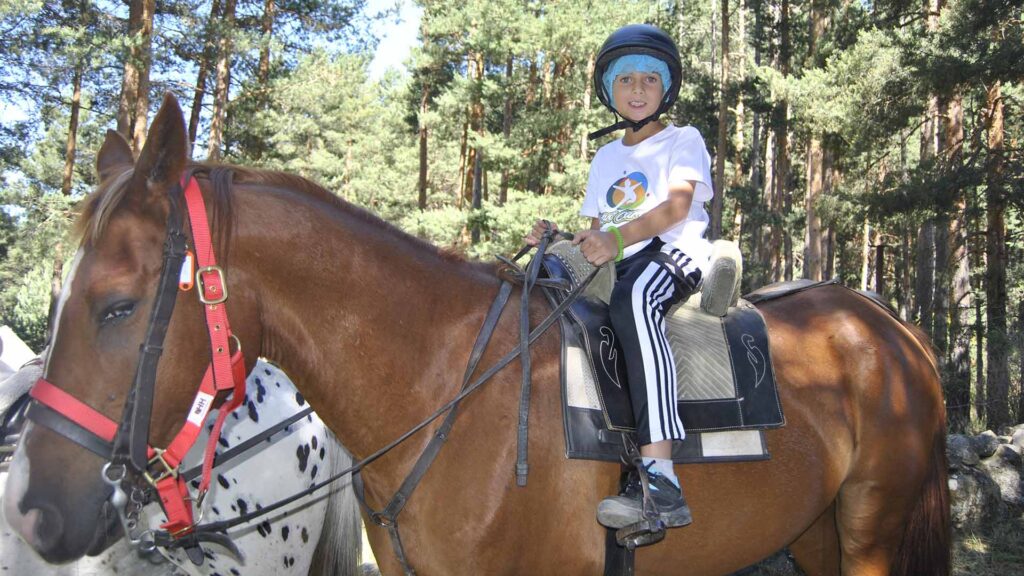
[597,469,693,529]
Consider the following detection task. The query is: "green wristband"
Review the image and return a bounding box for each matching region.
[608,226,624,262]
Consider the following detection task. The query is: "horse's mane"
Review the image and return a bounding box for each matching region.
[76,162,485,271]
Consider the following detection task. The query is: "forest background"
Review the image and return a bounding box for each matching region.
[0,0,1021,438]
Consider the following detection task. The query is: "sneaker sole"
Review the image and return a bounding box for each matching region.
[597,501,693,530]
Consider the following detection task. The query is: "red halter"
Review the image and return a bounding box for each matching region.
[28,175,247,537]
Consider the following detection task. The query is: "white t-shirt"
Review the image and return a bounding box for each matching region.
[580,124,714,269]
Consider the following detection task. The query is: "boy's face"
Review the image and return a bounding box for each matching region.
[611,71,665,122]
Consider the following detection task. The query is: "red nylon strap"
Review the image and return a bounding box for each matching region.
[161,349,246,468]
[180,176,248,498]
[182,178,237,398]
[31,378,117,442]
[30,379,158,460]
[157,476,195,535]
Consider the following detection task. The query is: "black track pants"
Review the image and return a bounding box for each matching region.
[609,238,702,446]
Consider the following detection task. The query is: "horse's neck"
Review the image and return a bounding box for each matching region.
[233,185,499,459]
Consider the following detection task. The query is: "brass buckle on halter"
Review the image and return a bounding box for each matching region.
[142,448,178,487]
[196,266,228,305]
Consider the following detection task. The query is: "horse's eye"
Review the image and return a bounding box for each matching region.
[100,301,137,325]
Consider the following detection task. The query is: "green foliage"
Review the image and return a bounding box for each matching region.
[0,181,76,350]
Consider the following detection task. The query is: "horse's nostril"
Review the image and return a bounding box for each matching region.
[27,505,65,554]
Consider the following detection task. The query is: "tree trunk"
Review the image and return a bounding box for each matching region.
[861,218,871,291]
[915,220,936,333]
[874,243,885,295]
[899,228,912,318]
[712,0,730,240]
[471,149,482,244]
[49,66,84,340]
[457,118,469,208]
[733,2,746,194]
[805,138,824,280]
[503,54,516,205]
[946,89,971,432]
[975,285,986,425]
[580,52,594,162]
[207,0,237,161]
[258,0,275,87]
[1018,300,1024,422]
[116,0,142,141]
[758,123,775,285]
[131,0,155,152]
[418,82,430,210]
[116,0,155,153]
[62,67,82,197]
[984,80,1010,429]
[773,0,791,282]
[188,0,221,150]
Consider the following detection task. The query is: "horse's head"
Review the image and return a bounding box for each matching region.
[3,95,226,562]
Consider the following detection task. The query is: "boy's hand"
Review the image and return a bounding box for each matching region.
[525,219,558,246]
[573,230,618,266]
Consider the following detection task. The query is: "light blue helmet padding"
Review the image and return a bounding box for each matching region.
[601,54,673,111]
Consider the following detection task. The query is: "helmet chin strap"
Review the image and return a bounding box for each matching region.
[588,113,660,141]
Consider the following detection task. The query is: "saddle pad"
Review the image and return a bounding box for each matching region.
[542,247,785,464]
[556,313,770,464]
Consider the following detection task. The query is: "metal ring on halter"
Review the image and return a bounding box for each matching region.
[230,334,242,355]
[139,530,157,552]
[102,462,127,485]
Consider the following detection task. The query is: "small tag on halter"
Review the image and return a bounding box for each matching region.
[179,251,195,291]
[186,391,215,426]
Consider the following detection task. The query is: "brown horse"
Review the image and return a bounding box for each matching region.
[4,94,949,575]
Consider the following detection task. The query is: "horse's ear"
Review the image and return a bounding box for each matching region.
[96,130,134,182]
[133,93,189,191]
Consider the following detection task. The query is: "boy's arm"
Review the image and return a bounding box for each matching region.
[574,181,695,266]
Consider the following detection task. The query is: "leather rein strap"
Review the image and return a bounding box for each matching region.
[110,188,188,475]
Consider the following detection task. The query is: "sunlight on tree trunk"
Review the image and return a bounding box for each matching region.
[984,79,1010,429]
[208,0,237,161]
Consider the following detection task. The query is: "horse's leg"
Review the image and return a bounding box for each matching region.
[788,502,840,576]
[832,432,934,576]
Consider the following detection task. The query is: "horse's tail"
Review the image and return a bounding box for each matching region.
[309,431,364,576]
[889,420,951,576]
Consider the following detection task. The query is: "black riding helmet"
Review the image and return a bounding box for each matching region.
[589,24,683,140]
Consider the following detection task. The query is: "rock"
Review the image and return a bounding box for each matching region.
[1012,428,1024,450]
[979,445,1024,511]
[948,467,1008,532]
[1000,423,1024,437]
[973,430,1002,458]
[948,434,980,468]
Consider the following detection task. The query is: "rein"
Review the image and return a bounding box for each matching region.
[26,172,596,573]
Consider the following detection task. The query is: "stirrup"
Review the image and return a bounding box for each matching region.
[615,518,666,550]
[612,438,668,549]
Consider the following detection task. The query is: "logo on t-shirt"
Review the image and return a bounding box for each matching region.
[605,171,647,211]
